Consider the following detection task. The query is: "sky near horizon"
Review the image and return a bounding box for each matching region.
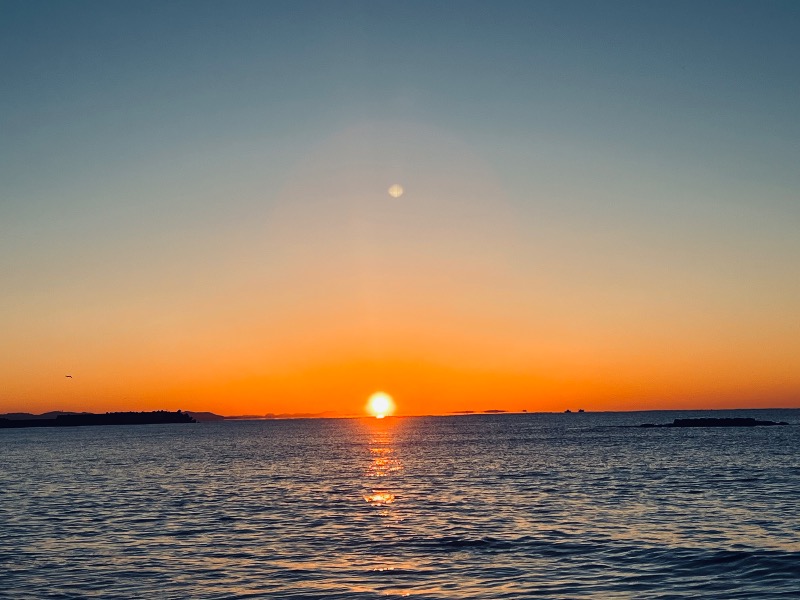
[2,0,799,416]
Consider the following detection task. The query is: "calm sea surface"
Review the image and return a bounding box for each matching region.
[2,410,799,599]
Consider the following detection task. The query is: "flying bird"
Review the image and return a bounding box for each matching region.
[65,375,73,378]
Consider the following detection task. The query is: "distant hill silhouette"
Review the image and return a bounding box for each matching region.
[186,411,225,422]
[0,411,86,420]
[224,411,341,420]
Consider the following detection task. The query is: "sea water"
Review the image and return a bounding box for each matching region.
[1,410,798,598]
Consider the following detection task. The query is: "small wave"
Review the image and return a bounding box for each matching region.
[405,534,602,556]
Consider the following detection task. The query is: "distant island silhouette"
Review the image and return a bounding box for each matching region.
[0,410,196,429]
[640,417,788,428]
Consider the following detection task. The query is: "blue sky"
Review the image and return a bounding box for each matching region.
[2,1,799,413]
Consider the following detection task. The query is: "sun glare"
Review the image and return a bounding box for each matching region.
[388,183,404,198]
[367,392,395,418]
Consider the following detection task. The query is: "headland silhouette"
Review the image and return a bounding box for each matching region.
[0,410,196,429]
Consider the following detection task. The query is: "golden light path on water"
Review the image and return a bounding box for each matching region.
[360,416,413,596]
[363,417,402,508]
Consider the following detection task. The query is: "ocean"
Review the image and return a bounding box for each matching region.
[1,410,798,599]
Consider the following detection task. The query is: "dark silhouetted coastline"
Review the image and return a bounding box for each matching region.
[0,410,196,429]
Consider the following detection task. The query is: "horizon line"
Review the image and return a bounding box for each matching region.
[3,406,799,422]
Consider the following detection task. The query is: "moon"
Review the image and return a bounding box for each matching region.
[388,184,404,198]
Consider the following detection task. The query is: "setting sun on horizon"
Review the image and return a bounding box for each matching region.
[367,392,395,419]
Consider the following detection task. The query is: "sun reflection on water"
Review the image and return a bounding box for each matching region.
[363,489,395,505]
[362,418,403,509]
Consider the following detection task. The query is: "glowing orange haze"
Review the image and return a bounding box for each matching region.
[2,255,799,415]
[1,319,798,416]
[1,125,798,416]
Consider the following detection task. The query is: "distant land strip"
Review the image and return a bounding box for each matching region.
[640,417,789,428]
[0,410,196,429]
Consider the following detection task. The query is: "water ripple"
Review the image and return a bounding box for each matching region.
[1,411,798,598]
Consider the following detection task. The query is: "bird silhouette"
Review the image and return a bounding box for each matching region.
[65,375,73,378]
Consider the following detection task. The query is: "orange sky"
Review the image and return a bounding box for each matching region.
[2,119,799,416]
[2,277,798,416]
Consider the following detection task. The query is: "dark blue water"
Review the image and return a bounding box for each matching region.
[2,410,799,598]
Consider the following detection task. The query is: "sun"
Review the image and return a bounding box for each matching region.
[367,392,395,418]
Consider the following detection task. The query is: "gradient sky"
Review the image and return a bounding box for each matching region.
[2,0,799,416]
